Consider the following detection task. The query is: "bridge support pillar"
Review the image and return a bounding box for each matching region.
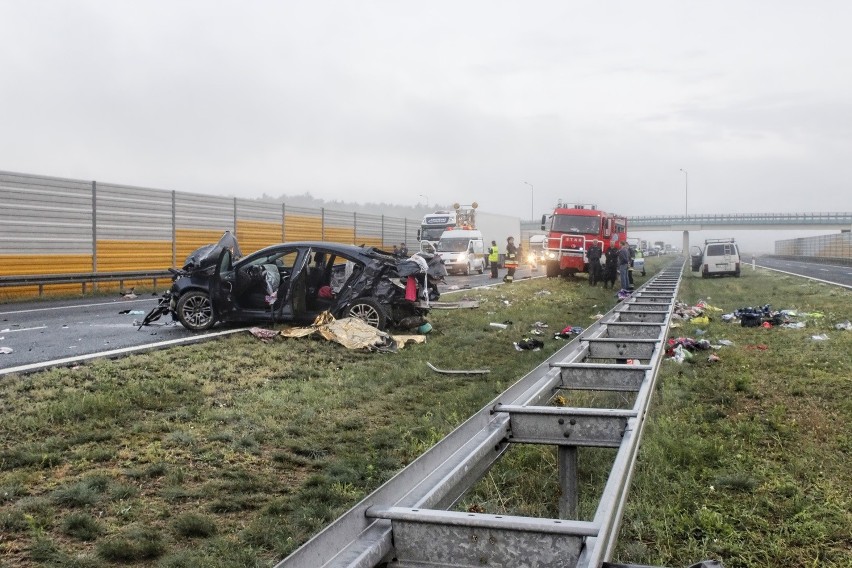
[682,230,690,258]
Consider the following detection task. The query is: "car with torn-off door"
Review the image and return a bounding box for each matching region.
[142,233,445,332]
[691,238,741,277]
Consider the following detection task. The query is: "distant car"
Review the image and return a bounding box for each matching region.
[143,235,445,332]
[436,229,485,275]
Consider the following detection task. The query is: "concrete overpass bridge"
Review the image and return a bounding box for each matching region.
[629,212,852,253]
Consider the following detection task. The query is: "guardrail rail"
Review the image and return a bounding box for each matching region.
[0,270,173,296]
[275,259,707,568]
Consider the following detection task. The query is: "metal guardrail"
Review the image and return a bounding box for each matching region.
[276,260,690,568]
[0,270,172,296]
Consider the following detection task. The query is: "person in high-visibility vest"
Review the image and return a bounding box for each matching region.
[488,240,500,279]
[503,236,518,283]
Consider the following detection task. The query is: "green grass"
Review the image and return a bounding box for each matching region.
[0,261,849,567]
[614,266,852,567]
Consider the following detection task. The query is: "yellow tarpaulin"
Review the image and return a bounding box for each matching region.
[252,312,426,351]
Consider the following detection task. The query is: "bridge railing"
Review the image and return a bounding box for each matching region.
[631,212,852,226]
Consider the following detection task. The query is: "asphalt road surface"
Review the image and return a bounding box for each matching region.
[0,266,540,374]
[755,256,852,288]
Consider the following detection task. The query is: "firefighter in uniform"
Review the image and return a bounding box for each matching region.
[587,240,603,286]
[503,236,518,283]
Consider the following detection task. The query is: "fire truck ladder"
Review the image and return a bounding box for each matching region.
[278,259,694,568]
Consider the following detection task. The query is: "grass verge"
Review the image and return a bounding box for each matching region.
[1,260,849,567]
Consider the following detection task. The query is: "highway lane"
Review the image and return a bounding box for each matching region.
[755,256,852,288]
[0,266,541,374]
[0,294,203,373]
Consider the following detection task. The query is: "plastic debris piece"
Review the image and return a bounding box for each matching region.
[834,320,852,330]
[490,322,508,329]
[249,327,279,342]
[671,344,691,363]
[708,353,721,363]
[0,347,12,354]
[514,337,544,351]
[810,334,829,341]
[427,362,490,375]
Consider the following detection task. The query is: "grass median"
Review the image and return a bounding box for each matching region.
[1,260,850,567]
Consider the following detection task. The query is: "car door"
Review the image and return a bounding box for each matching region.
[284,247,313,321]
[690,246,703,271]
[210,247,235,315]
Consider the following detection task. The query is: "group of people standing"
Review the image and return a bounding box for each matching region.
[587,240,633,290]
[392,242,409,258]
[488,236,519,283]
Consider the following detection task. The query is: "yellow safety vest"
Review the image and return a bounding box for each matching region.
[488,245,500,262]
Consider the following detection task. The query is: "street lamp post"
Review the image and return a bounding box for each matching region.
[679,169,688,216]
[419,194,429,208]
[523,181,534,220]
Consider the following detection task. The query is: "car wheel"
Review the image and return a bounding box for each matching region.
[545,260,560,278]
[347,298,388,330]
[477,261,484,274]
[641,269,646,276]
[176,290,216,331]
[464,262,471,276]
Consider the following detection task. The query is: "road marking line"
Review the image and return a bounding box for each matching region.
[0,298,155,315]
[0,327,247,377]
[0,325,48,333]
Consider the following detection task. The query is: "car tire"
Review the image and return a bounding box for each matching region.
[176,290,216,331]
[347,298,388,330]
[546,260,560,278]
[464,262,471,276]
[477,262,484,275]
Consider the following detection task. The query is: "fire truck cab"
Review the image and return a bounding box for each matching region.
[540,202,627,278]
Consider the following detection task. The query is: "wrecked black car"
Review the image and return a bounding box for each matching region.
[143,233,445,332]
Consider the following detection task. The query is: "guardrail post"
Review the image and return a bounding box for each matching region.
[171,191,177,267]
[92,181,98,293]
[559,447,579,519]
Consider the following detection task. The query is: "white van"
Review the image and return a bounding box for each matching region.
[436,229,486,275]
[697,238,741,277]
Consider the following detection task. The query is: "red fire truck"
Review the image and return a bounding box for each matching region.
[540,202,628,277]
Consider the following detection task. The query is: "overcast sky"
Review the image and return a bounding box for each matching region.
[2,1,850,250]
